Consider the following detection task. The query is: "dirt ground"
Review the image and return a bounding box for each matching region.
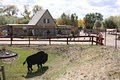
[1,44,119,80]
[23,45,120,80]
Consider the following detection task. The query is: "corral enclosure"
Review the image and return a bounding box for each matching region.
[0,45,120,80]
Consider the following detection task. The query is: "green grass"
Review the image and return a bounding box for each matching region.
[0,45,119,80]
[0,46,57,80]
[2,47,36,80]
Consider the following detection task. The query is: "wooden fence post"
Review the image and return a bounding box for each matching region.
[49,38,51,45]
[96,36,98,45]
[0,65,6,80]
[10,26,13,46]
[10,37,13,46]
[28,29,30,47]
[91,36,93,45]
[28,36,30,47]
[67,37,68,45]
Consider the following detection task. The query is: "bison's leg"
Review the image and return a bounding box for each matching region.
[28,64,33,71]
[27,65,30,71]
[30,66,33,71]
[37,64,40,69]
[40,64,42,68]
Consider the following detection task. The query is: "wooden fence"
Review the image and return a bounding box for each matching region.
[0,66,6,80]
[0,36,104,46]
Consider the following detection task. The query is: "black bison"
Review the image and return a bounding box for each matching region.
[23,51,48,72]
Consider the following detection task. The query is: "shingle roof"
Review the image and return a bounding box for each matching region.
[28,9,46,25]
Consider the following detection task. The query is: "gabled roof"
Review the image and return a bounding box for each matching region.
[7,9,57,28]
[28,9,46,25]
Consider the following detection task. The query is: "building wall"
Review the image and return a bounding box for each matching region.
[31,10,57,37]
[33,28,56,37]
[36,11,57,28]
[57,28,71,35]
[13,28,30,37]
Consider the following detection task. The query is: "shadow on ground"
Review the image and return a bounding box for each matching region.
[23,66,48,79]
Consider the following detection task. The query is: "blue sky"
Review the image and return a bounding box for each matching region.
[1,0,120,19]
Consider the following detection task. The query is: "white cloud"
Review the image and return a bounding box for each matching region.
[1,0,120,19]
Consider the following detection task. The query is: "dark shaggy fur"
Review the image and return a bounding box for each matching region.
[23,51,48,72]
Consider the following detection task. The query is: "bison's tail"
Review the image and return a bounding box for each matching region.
[23,60,26,65]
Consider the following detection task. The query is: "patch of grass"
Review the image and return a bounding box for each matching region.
[3,47,37,80]
[0,46,60,80]
[0,45,119,80]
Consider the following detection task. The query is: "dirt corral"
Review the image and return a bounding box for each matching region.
[25,45,120,80]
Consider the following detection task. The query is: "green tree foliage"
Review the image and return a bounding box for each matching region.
[103,18,117,29]
[0,15,17,25]
[0,4,43,24]
[0,7,4,14]
[71,13,78,26]
[56,13,78,26]
[84,13,103,29]
[56,18,63,25]
[5,16,18,24]
[0,15,7,25]
[19,5,31,24]
[61,13,69,25]
[93,20,102,29]
[107,16,120,30]
[32,5,42,15]
[0,5,18,25]
[17,18,29,24]
[21,5,31,19]
[3,5,19,16]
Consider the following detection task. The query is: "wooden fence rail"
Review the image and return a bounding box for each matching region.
[0,65,6,80]
[0,36,104,46]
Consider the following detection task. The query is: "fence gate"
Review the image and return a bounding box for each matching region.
[103,29,120,49]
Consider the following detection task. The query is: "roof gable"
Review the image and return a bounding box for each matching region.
[28,9,46,25]
[28,9,57,28]
[36,10,57,27]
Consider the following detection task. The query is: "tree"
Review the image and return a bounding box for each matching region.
[70,13,78,26]
[21,5,31,19]
[0,7,4,14]
[0,15,17,25]
[61,13,68,25]
[17,18,30,24]
[0,5,18,25]
[103,19,117,29]
[84,13,103,29]
[3,5,19,16]
[32,5,42,15]
[0,15,7,25]
[84,13,94,29]
[56,13,78,26]
[107,16,120,30]
[78,19,84,28]
[6,16,18,24]
[56,18,63,25]
[93,20,102,29]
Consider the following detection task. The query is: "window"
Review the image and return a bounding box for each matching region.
[43,19,50,23]
[47,19,50,23]
[43,19,46,23]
